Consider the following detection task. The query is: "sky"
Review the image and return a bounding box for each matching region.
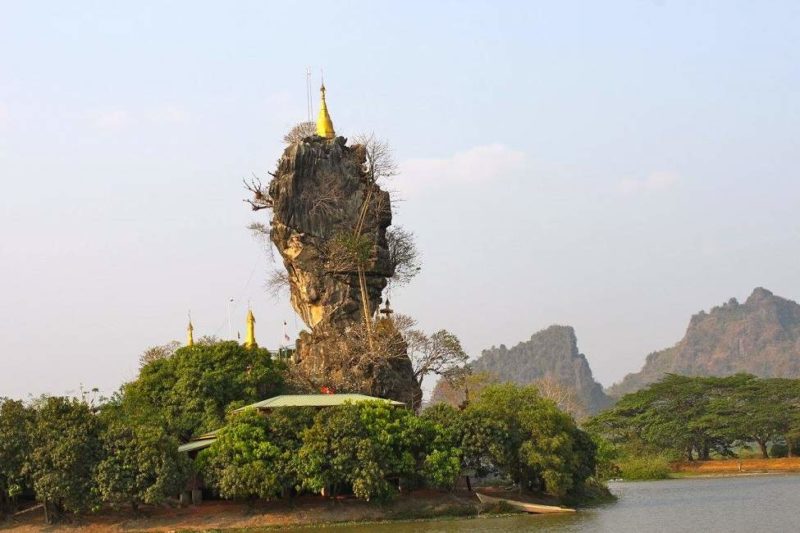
[1,1,799,400]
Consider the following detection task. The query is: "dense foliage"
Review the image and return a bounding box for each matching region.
[588,374,800,464]
[199,407,314,500]
[26,397,103,522]
[0,399,34,516]
[198,385,598,502]
[1,342,599,523]
[0,340,285,522]
[94,425,190,510]
[107,341,285,440]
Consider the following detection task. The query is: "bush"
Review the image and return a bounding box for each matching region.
[770,443,788,458]
[617,455,671,480]
[198,408,314,501]
[467,384,597,496]
[296,401,434,502]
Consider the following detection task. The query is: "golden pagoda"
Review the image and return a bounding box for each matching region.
[186,319,194,347]
[245,309,257,348]
[316,83,335,139]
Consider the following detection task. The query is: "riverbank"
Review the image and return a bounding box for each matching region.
[1,485,616,532]
[671,457,800,476]
[1,490,505,532]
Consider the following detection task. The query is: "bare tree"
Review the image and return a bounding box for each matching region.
[430,367,499,410]
[386,226,421,287]
[246,222,278,265]
[288,318,410,396]
[283,121,316,144]
[306,171,347,219]
[266,269,290,299]
[392,315,468,391]
[352,133,398,184]
[139,340,181,367]
[533,375,585,418]
[243,175,272,211]
[196,335,221,346]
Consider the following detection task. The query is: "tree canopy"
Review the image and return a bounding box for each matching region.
[588,374,800,461]
[108,341,285,440]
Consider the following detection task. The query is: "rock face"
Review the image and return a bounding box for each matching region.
[269,136,391,329]
[268,136,420,404]
[465,325,611,415]
[607,288,800,397]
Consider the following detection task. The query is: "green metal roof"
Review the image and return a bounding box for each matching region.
[177,438,216,453]
[179,394,404,452]
[234,393,404,412]
[195,428,221,440]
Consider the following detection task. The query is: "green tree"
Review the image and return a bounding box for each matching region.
[94,424,190,511]
[724,377,798,458]
[297,401,432,501]
[199,407,316,501]
[0,399,34,516]
[421,403,506,491]
[467,384,595,497]
[588,374,742,461]
[27,397,103,523]
[111,341,285,440]
[263,407,316,496]
[198,409,283,500]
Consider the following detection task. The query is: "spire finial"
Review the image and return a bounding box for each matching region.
[316,74,335,139]
[245,308,257,348]
[187,311,194,347]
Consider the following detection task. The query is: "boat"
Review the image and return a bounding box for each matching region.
[475,491,576,514]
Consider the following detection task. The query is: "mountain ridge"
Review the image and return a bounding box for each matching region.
[607,287,800,397]
[467,324,611,415]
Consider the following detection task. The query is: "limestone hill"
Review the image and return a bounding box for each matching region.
[456,325,611,416]
[608,287,800,397]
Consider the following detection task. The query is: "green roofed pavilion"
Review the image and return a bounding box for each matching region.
[178,394,404,453]
[177,438,217,453]
[234,393,404,412]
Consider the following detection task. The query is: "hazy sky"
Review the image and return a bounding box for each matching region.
[2,1,799,400]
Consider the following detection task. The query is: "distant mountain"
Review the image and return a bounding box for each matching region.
[608,288,800,397]
[451,325,611,416]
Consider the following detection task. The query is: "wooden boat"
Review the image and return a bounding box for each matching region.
[475,491,576,514]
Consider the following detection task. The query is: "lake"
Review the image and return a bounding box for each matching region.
[282,474,800,532]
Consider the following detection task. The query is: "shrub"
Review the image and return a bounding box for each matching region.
[769,443,788,458]
[617,455,671,480]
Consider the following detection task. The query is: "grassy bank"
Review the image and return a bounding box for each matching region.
[616,455,673,480]
[671,457,800,476]
[609,456,800,481]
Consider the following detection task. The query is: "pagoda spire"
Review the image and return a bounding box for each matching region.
[316,82,335,139]
[245,309,257,348]
[186,319,194,347]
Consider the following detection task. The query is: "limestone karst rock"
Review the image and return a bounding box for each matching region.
[267,135,420,404]
[607,287,800,397]
[431,325,611,416]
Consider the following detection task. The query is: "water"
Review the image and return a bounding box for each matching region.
[282,475,800,532]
